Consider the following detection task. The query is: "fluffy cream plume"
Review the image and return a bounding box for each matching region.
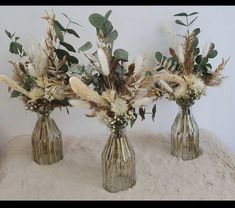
[69,77,106,106]
[132,97,153,108]
[0,74,33,98]
[158,80,174,94]
[69,99,91,109]
[202,43,212,58]
[162,24,180,51]
[134,56,143,75]
[22,42,48,77]
[152,70,186,90]
[97,48,110,76]
[178,45,185,64]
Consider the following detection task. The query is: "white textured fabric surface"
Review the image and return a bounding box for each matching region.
[1,129,235,200]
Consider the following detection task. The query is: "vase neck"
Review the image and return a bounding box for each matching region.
[108,124,127,139]
[179,105,192,115]
[37,112,50,119]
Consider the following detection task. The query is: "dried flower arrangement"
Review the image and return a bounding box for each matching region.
[69,10,162,130]
[150,12,229,106]
[0,11,92,116]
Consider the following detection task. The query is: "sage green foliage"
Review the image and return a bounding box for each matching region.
[155,12,218,76]
[88,10,157,126]
[5,29,25,56]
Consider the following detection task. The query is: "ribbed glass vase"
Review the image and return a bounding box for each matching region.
[171,104,199,160]
[31,113,63,165]
[102,124,136,193]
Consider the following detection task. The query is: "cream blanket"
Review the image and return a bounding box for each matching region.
[0,129,235,200]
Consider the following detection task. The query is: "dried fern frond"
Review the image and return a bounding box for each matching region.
[182,32,195,75]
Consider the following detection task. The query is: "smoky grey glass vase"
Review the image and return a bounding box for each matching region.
[102,124,136,193]
[31,113,63,165]
[171,104,199,160]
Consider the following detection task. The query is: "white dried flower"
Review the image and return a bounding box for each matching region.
[97,48,110,76]
[23,41,48,77]
[134,56,143,75]
[132,97,153,108]
[191,76,206,92]
[111,97,129,116]
[49,85,65,100]
[28,87,44,101]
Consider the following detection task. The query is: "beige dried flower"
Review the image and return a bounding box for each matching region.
[28,87,44,101]
[111,97,129,116]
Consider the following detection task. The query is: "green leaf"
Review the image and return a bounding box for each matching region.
[175,20,187,26]
[60,41,76,52]
[10,90,20,98]
[5,29,12,39]
[194,48,200,56]
[103,20,114,35]
[105,10,112,19]
[54,22,64,41]
[15,36,20,41]
[189,16,198,25]
[55,48,68,60]
[207,50,218,59]
[9,42,23,54]
[78,41,92,52]
[155,52,163,63]
[192,28,200,36]
[70,21,83,27]
[152,104,157,122]
[66,28,80,38]
[206,63,212,69]
[130,114,137,128]
[145,71,153,77]
[195,55,202,64]
[54,20,65,31]
[67,64,84,76]
[192,37,199,48]
[61,13,71,22]
[114,49,129,61]
[139,107,145,121]
[188,12,199,16]
[103,29,118,43]
[59,64,69,72]
[174,12,188,16]
[89,13,106,28]
[201,57,209,66]
[68,55,79,64]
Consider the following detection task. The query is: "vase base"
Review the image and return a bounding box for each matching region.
[103,179,136,193]
[171,151,199,161]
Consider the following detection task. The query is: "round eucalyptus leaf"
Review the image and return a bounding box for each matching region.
[89,13,106,28]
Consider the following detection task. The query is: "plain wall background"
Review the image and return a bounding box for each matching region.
[0,6,234,151]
